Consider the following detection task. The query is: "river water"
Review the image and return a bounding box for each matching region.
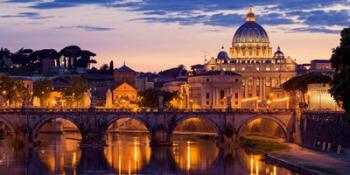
[0,133,298,175]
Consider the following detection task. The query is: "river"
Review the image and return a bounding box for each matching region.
[0,132,299,175]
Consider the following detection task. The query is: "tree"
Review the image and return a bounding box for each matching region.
[283,73,331,106]
[138,88,177,109]
[29,49,59,72]
[330,27,350,119]
[33,79,54,105]
[60,45,81,69]
[0,75,29,106]
[109,60,114,73]
[63,76,89,107]
[76,50,96,69]
[0,48,12,71]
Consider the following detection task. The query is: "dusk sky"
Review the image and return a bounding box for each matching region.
[0,0,349,72]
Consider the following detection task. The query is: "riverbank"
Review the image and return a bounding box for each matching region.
[266,144,350,175]
[240,135,290,152]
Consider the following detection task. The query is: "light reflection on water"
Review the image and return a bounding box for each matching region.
[0,133,298,175]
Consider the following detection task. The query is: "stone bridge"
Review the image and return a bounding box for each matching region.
[0,108,296,146]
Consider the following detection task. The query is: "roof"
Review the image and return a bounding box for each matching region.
[311,60,331,63]
[192,70,241,77]
[117,64,136,73]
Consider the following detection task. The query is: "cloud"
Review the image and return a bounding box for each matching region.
[0,12,53,19]
[292,27,340,34]
[4,0,350,33]
[57,25,116,32]
[288,10,350,26]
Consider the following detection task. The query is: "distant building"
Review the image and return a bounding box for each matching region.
[162,81,187,93]
[112,82,138,109]
[113,64,138,86]
[135,72,156,91]
[188,71,242,110]
[307,83,342,111]
[309,60,333,76]
[82,73,114,106]
[156,66,188,87]
[202,8,296,110]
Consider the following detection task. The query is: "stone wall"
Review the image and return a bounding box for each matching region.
[301,111,350,153]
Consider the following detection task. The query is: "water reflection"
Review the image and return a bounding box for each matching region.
[0,133,298,175]
[104,133,151,174]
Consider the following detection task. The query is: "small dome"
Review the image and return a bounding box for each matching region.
[217,46,229,61]
[274,46,285,59]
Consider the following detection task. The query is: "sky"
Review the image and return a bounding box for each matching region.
[0,0,349,72]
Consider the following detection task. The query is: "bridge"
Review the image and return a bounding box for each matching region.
[0,108,296,147]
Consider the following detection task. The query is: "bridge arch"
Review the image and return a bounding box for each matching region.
[105,115,151,133]
[30,115,81,144]
[236,114,290,141]
[0,116,16,134]
[172,115,221,136]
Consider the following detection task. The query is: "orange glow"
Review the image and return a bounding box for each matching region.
[104,134,151,174]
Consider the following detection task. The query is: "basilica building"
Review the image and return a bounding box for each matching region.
[203,8,297,109]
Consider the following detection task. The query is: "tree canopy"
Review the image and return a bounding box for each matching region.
[0,75,29,106]
[0,45,97,75]
[330,27,350,118]
[283,73,332,92]
[138,88,177,109]
[33,79,54,103]
[63,76,89,104]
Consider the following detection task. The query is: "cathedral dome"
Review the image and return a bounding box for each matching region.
[230,7,272,59]
[232,7,269,44]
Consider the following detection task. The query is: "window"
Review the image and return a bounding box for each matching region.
[235,93,238,99]
[235,101,238,105]
[206,93,210,99]
[206,101,210,105]
[220,90,225,99]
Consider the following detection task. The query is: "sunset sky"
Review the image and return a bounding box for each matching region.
[0,0,349,72]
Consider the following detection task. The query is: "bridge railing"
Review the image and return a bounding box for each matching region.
[0,107,295,114]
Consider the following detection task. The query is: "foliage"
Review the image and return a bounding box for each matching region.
[283,73,331,93]
[60,45,96,70]
[33,79,54,103]
[329,27,350,119]
[62,76,89,106]
[0,45,97,75]
[109,60,114,73]
[138,88,177,109]
[0,75,29,106]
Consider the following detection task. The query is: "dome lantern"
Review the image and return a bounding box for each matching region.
[246,7,256,22]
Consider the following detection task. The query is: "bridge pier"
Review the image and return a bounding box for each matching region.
[150,126,173,147]
[80,129,107,148]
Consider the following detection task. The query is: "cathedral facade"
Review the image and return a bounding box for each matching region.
[203,8,297,109]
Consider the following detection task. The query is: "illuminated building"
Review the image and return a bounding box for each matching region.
[307,83,342,111]
[112,82,138,109]
[188,71,242,109]
[203,7,297,109]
